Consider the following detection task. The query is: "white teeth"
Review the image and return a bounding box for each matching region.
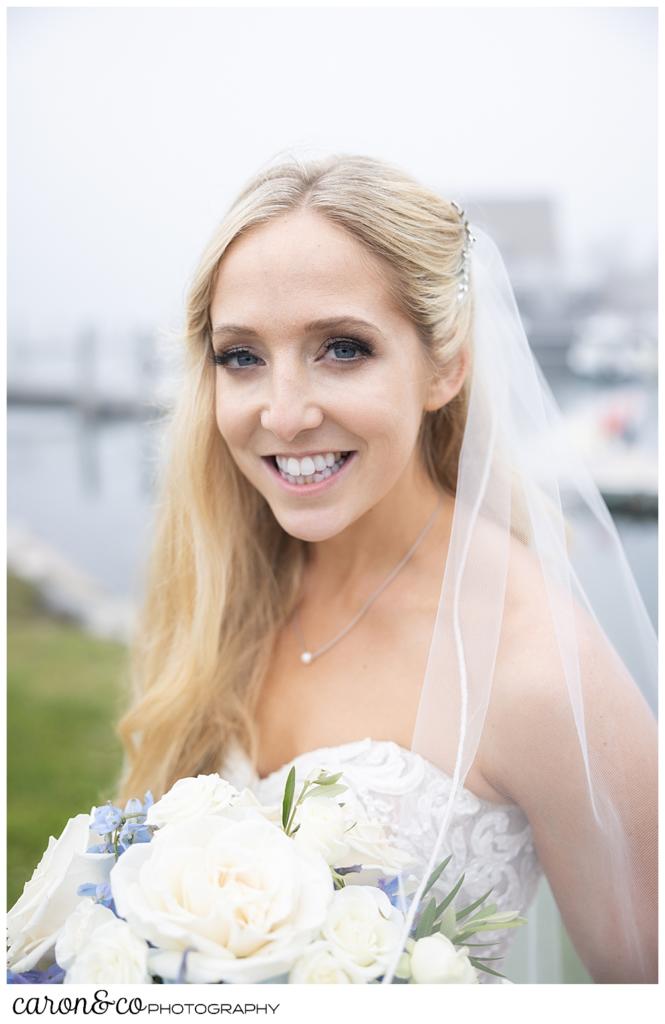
[272,451,351,485]
[274,451,345,476]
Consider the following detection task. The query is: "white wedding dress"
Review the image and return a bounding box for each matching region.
[222,736,543,984]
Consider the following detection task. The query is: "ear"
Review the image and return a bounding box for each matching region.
[423,346,469,412]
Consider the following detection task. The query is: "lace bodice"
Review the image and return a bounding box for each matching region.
[222,737,542,984]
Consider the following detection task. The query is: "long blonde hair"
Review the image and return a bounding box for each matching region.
[114,153,473,803]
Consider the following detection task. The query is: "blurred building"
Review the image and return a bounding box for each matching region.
[465,196,573,372]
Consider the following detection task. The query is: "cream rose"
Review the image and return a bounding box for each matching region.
[146,774,240,828]
[337,812,413,874]
[289,941,355,983]
[7,815,115,973]
[63,917,152,985]
[321,885,404,983]
[410,933,478,984]
[55,898,117,971]
[110,814,333,983]
[292,798,352,866]
[290,786,412,875]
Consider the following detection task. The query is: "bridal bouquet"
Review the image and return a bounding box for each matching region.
[7,768,525,985]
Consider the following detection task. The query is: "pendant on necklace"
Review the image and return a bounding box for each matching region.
[300,651,313,665]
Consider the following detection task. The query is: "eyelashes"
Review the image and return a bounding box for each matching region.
[211,335,375,370]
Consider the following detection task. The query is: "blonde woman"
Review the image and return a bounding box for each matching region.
[115,154,657,984]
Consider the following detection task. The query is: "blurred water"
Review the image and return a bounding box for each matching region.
[8,408,161,600]
[7,403,657,634]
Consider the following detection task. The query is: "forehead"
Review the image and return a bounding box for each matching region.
[210,210,401,330]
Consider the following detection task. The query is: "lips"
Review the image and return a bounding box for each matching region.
[262,451,356,492]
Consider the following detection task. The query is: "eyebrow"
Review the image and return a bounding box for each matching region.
[211,316,385,339]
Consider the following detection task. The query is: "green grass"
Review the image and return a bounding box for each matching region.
[7,574,130,908]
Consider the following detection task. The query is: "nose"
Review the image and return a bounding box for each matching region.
[259,368,324,442]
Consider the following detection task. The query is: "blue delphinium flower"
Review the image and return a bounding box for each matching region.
[7,964,66,984]
[377,875,402,909]
[123,797,144,817]
[117,820,153,853]
[88,790,156,856]
[87,840,115,854]
[75,880,118,917]
[91,802,124,836]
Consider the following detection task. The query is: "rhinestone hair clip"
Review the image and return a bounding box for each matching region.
[451,201,476,303]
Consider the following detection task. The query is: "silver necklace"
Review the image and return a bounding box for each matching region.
[293,496,443,665]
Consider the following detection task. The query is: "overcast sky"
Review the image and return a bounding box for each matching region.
[8,6,657,344]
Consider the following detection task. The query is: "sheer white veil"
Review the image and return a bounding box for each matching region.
[383,227,657,983]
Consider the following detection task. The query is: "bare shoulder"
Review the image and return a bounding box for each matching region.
[477,535,656,810]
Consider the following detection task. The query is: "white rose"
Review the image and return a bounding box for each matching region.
[292,798,352,866]
[110,814,333,983]
[63,917,151,984]
[291,788,412,875]
[410,933,478,984]
[322,885,404,983]
[146,774,239,828]
[55,898,117,971]
[289,941,355,983]
[338,812,413,874]
[7,815,115,973]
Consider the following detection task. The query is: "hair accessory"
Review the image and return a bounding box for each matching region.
[451,200,476,303]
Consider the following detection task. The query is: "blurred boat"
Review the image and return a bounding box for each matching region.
[567,313,657,381]
[563,387,657,515]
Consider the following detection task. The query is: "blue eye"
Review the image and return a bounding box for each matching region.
[324,337,373,362]
[213,348,262,369]
[212,335,374,370]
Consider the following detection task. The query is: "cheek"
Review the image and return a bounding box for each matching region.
[214,386,253,448]
[353,383,425,453]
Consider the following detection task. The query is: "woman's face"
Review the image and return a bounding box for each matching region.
[210,210,444,542]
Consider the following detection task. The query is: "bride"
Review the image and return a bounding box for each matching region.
[115,154,657,984]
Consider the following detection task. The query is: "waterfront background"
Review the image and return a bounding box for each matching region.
[6,7,657,986]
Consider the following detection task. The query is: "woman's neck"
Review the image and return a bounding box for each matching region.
[301,468,453,608]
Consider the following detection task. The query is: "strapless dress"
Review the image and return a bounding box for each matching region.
[221,736,543,983]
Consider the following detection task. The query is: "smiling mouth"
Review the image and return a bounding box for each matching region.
[264,451,353,486]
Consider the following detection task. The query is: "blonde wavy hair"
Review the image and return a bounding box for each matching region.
[114,153,474,803]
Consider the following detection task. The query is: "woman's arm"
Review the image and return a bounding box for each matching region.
[481,608,658,983]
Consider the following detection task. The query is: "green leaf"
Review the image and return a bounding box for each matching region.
[314,771,344,786]
[421,854,453,901]
[463,914,526,932]
[415,898,438,940]
[438,903,458,939]
[468,957,507,980]
[303,783,347,800]
[434,872,465,918]
[281,766,296,830]
[466,902,498,922]
[452,917,526,944]
[456,888,494,922]
[478,911,525,926]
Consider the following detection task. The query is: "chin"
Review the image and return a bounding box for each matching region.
[270,507,354,544]
[272,512,348,544]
